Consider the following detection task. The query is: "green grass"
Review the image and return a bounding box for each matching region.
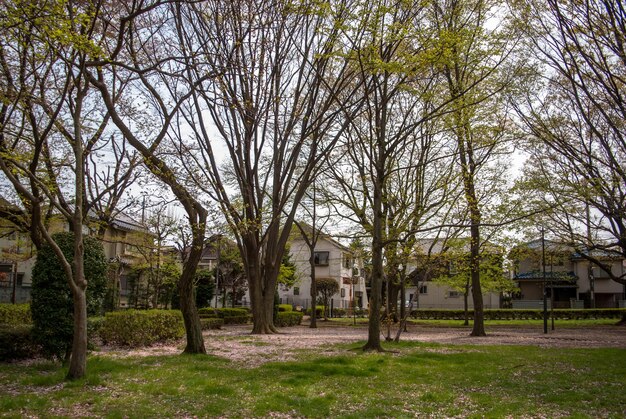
[1,340,625,418]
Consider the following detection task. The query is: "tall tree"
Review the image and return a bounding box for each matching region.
[0,0,127,378]
[170,0,360,333]
[430,0,522,336]
[326,0,455,351]
[87,1,210,353]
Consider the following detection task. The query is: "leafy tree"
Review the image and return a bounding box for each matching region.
[512,0,626,293]
[31,233,107,361]
[0,0,134,378]
[316,277,340,321]
[429,0,524,336]
[194,269,215,309]
[278,245,297,291]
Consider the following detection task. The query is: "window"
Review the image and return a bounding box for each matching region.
[419,285,428,295]
[293,287,300,296]
[340,288,346,297]
[592,266,610,278]
[448,291,461,298]
[314,251,330,266]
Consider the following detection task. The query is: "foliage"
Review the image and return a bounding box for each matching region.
[30,232,107,360]
[315,278,339,319]
[215,244,247,307]
[194,269,215,309]
[99,310,185,347]
[277,245,297,290]
[0,303,31,325]
[278,304,293,312]
[305,306,324,318]
[0,324,38,361]
[275,312,303,327]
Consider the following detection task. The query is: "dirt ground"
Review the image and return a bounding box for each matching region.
[105,320,626,367]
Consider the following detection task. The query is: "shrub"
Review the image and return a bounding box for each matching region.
[332,308,347,318]
[0,325,39,361]
[305,306,324,317]
[216,308,248,317]
[408,308,626,321]
[275,311,303,327]
[200,318,224,330]
[198,307,218,318]
[100,310,185,347]
[30,232,108,360]
[0,303,31,325]
[278,304,293,312]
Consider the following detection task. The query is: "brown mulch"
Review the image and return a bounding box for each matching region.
[99,320,626,367]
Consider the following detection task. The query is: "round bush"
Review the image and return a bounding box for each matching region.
[30,232,107,360]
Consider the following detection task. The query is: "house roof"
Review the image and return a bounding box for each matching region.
[290,222,352,254]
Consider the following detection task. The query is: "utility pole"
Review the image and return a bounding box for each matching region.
[541,227,548,334]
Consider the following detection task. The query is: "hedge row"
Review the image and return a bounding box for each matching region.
[200,318,224,330]
[0,325,39,361]
[0,304,32,325]
[198,307,250,324]
[275,311,303,327]
[278,304,293,312]
[409,308,626,320]
[99,310,185,347]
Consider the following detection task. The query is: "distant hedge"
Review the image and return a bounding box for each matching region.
[100,310,185,347]
[409,308,626,320]
[200,318,224,330]
[275,312,303,327]
[0,304,31,325]
[198,307,249,324]
[0,325,39,361]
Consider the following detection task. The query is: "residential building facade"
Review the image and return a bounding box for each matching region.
[278,227,369,311]
[511,239,626,308]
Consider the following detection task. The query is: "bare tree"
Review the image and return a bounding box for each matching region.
[170,0,360,333]
[87,1,210,353]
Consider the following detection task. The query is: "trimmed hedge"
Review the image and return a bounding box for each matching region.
[275,311,303,327]
[198,307,249,324]
[409,308,626,321]
[0,325,39,361]
[200,318,224,330]
[305,306,324,317]
[278,304,293,312]
[0,303,31,325]
[100,310,185,347]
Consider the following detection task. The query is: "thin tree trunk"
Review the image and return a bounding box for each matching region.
[309,255,317,328]
[469,222,486,336]
[67,285,87,380]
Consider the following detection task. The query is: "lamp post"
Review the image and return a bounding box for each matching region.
[541,227,548,334]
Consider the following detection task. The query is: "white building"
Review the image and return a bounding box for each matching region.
[278,226,369,311]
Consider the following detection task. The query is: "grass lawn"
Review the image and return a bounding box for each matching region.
[1,341,624,418]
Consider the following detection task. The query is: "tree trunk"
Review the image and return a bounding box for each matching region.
[469,222,486,336]
[463,280,470,326]
[309,255,317,328]
[179,223,207,354]
[363,176,384,351]
[67,285,88,380]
